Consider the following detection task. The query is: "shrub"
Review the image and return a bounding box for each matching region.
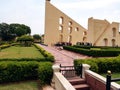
[63,46,120,57]
[38,62,53,85]
[0,44,10,49]
[0,43,19,50]
[34,44,54,62]
[0,58,52,62]
[0,61,38,83]
[17,35,34,47]
[74,59,98,72]
[0,61,53,85]
[74,57,120,73]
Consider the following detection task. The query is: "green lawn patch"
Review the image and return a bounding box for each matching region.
[0,46,44,59]
[101,73,120,84]
[0,81,39,90]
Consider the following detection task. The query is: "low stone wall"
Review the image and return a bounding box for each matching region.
[85,70,120,90]
[52,65,75,90]
[52,64,120,90]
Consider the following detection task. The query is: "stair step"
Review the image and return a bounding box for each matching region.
[68,78,86,85]
[74,84,90,90]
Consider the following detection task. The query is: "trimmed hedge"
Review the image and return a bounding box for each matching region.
[0,61,53,85]
[0,58,53,62]
[63,46,120,57]
[73,45,120,49]
[74,56,120,73]
[0,43,19,50]
[0,44,11,49]
[38,62,53,85]
[34,44,54,62]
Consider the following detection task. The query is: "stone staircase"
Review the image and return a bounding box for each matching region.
[67,77,90,90]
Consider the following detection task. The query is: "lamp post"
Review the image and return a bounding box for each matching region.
[106,70,111,90]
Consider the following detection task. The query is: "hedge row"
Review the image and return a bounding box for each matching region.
[63,46,120,57]
[34,44,54,62]
[0,44,11,49]
[74,56,120,73]
[0,58,52,62]
[0,61,53,85]
[0,43,19,49]
[73,45,120,50]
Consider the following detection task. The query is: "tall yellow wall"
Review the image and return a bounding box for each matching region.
[44,1,120,47]
[87,17,120,46]
[44,1,87,46]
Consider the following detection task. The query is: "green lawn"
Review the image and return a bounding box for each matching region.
[0,81,40,90]
[0,46,44,58]
[101,73,120,84]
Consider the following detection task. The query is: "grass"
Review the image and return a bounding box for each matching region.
[101,73,120,84]
[0,46,44,59]
[90,48,101,50]
[0,81,40,90]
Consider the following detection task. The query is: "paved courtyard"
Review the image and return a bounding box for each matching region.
[39,44,90,66]
[39,44,91,90]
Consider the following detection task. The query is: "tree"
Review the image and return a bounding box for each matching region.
[33,34,41,40]
[0,23,13,41]
[33,34,41,43]
[10,23,31,37]
[0,23,31,41]
[21,24,31,35]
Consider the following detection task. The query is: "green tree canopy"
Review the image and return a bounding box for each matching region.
[0,23,31,41]
[33,34,41,40]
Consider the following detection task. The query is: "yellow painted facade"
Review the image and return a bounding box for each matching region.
[44,0,120,46]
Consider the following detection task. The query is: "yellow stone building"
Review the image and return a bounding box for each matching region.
[44,0,120,47]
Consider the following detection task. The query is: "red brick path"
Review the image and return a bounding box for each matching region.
[39,44,90,66]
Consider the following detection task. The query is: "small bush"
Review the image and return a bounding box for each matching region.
[38,62,53,85]
[17,35,34,47]
[0,61,53,85]
[64,46,120,57]
[0,44,10,49]
[0,43,19,50]
[0,61,38,83]
[74,56,120,73]
[34,44,54,62]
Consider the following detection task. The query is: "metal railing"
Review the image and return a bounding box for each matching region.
[60,64,82,78]
[106,71,120,90]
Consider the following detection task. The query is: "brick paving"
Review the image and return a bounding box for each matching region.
[39,44,91,90]
[39,44,90,66]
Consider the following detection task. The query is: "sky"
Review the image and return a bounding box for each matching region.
[0,0,120,35]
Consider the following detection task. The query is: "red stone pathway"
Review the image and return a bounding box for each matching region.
[39,44,90,66]
[39,44,91,90]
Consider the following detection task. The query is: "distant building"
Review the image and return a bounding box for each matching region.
[44,0,120,47]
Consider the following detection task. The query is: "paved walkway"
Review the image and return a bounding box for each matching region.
[39,44,90,66]
[39,44,91,90]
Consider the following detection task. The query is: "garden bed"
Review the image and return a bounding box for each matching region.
[0,44,54,86]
